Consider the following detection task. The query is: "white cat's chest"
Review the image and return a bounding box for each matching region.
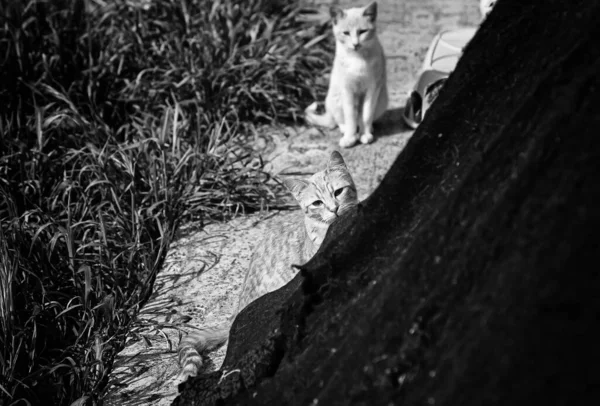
[330,58,364,95]
[331,47,383,93]
[336,52,372,77]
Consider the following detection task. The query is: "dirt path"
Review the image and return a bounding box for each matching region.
[104,2,481,405]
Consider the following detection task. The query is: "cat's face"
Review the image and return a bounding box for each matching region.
[331,2,378,53]
[284,151,359,225]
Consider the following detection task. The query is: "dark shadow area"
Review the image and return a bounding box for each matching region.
[375,106,409,137]
[174,0,600,404]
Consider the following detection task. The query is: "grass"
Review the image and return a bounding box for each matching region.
[0,0,333,404]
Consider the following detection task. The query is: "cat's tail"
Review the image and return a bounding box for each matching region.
[305,101,337,129]
[177,325,229,380]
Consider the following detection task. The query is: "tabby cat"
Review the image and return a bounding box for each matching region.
[305,1,388,148]
[177,151,359,379]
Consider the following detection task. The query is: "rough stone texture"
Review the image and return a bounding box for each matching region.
[104,1,481,405]
[174,0,600,405]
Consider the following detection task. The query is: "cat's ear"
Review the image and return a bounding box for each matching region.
[283,179,309,200]
[328,150,348,169]
[330,6,345,25]
[363,1,378,22]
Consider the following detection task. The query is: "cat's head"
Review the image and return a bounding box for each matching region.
[283,151,358,225]
[330,2,378,53]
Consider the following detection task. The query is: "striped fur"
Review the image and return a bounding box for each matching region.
[177,326,229,380]
[177,151,358,379]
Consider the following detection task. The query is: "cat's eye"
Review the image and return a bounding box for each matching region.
[358,29,368,35]
[334,187,345,197]
[342,31,350,36]
[311,200,323,207]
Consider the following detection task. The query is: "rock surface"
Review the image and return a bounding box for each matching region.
[174,0,600,405]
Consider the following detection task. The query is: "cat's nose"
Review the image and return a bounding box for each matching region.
[352,43,361,50]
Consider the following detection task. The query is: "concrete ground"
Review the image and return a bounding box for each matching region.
[104,1,482,405]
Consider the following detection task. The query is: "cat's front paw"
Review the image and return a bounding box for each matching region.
[359,132,374,144]
[305,101,319,113]
[339,135,358,148]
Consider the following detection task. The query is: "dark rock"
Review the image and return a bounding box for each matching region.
[174,0,600,404]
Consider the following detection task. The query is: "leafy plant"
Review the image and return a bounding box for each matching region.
[0,0,333,404]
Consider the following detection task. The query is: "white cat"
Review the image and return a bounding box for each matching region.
[305,2,388,149]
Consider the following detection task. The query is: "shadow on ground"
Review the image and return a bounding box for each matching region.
[377,107,408,137]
